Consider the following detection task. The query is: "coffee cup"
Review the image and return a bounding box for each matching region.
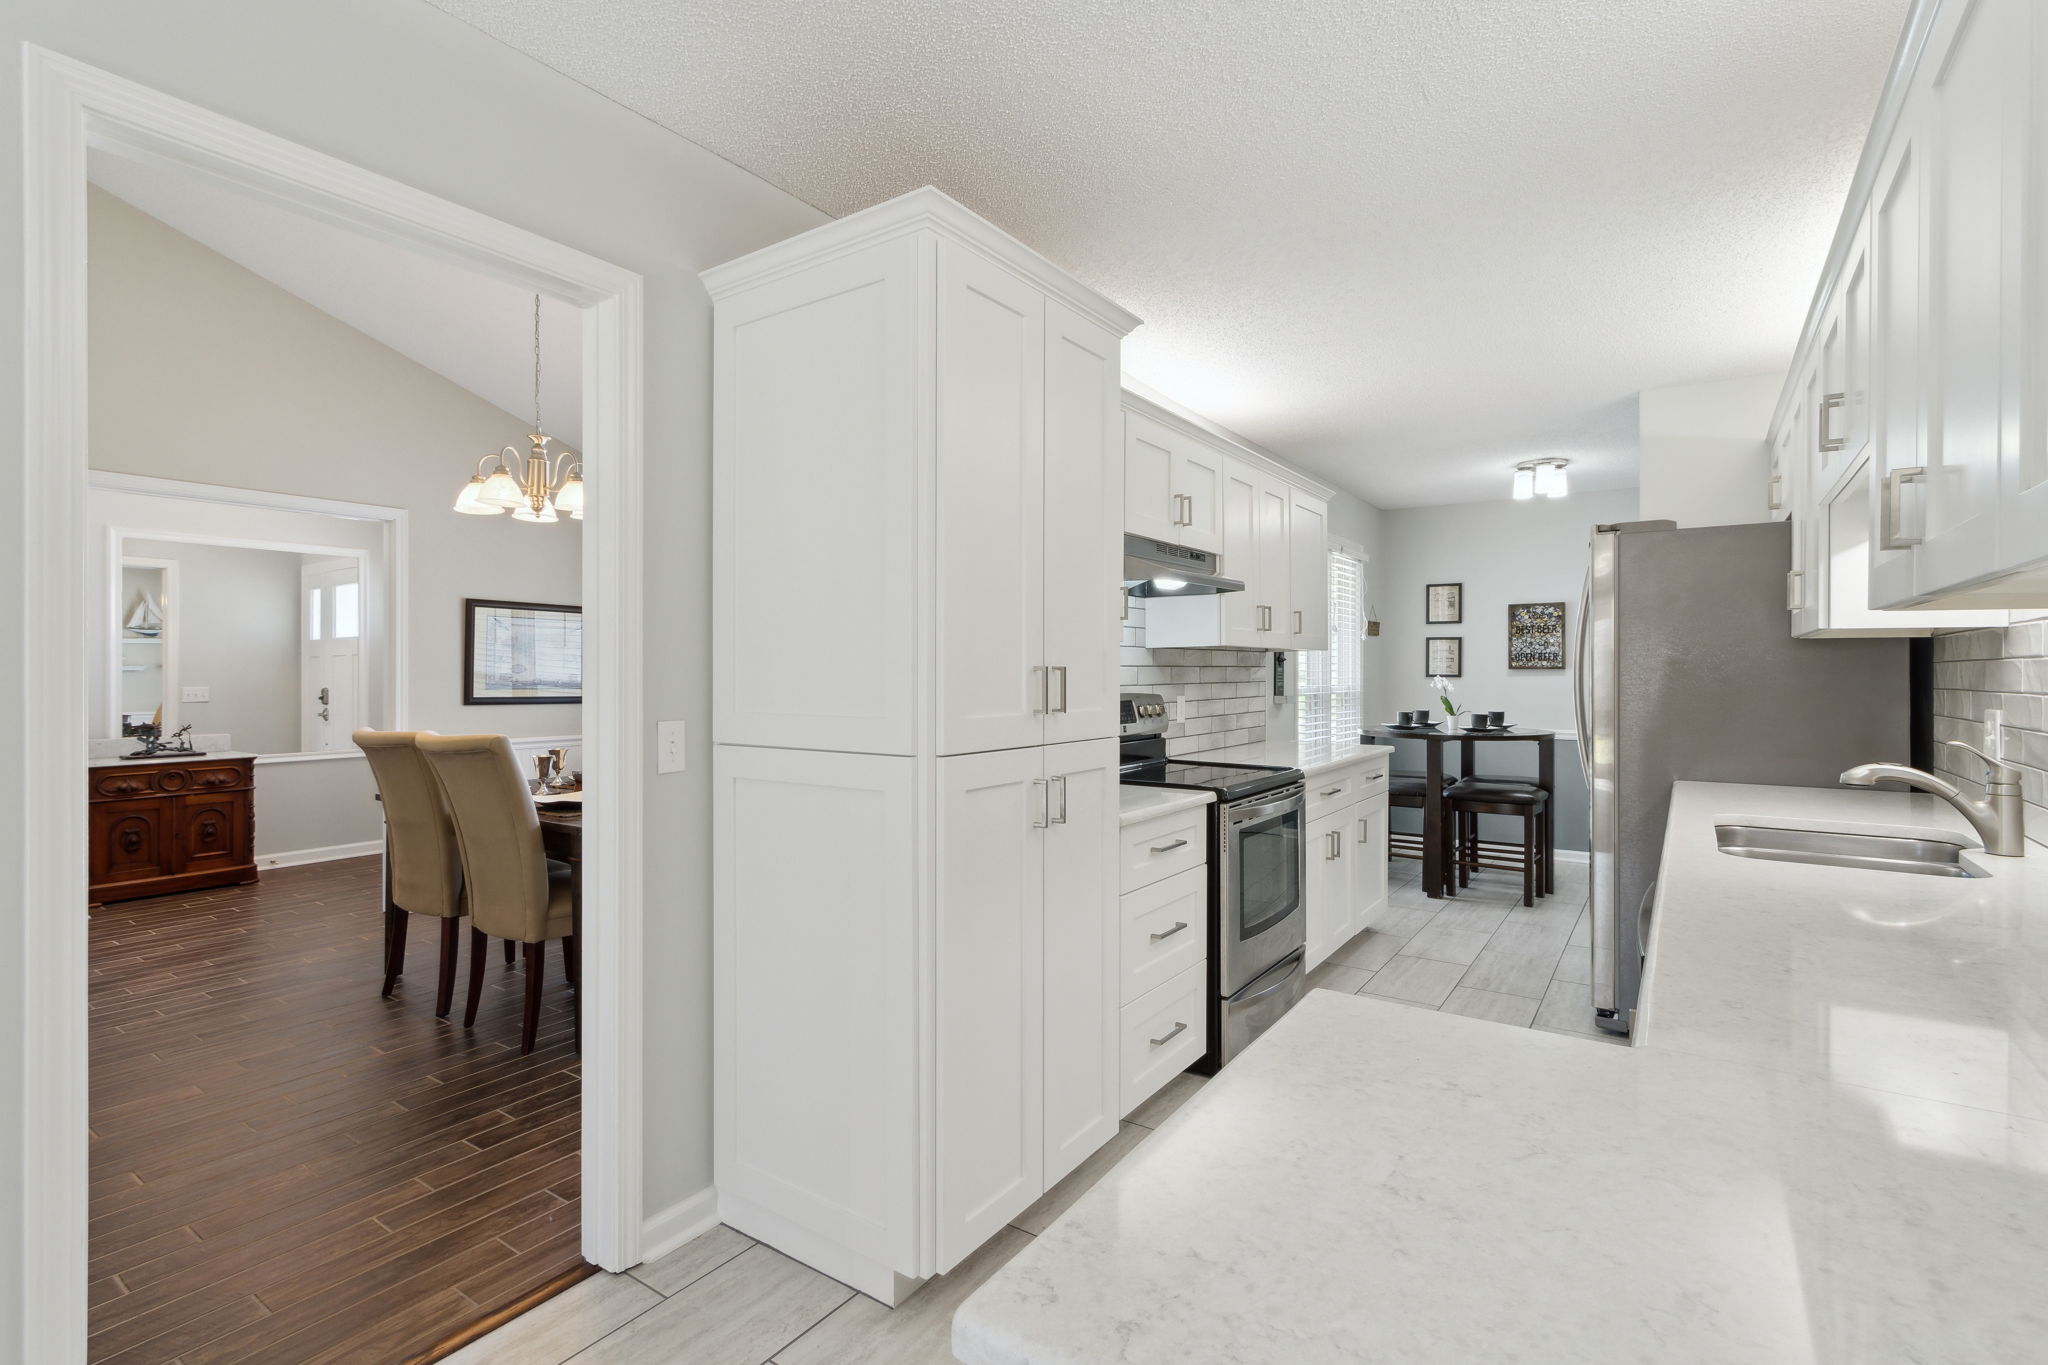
[1487,711,1506,728]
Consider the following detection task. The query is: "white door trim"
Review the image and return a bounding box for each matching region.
[20,45,648,1363]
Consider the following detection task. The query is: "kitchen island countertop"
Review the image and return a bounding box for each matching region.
[954,780,2048,1364]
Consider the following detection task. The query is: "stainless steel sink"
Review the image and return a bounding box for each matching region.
[1714,824,1977,878]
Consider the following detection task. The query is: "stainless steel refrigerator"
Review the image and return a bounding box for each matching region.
[1575,520,1910,1034]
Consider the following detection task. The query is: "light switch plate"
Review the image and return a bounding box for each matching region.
[657,720,686,774]
[182,686,210,703]
[1985,709,2004,759]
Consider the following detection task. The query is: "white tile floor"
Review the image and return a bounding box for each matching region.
[451,857,1614,1365]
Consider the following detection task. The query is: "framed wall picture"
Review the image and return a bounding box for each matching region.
[1425,636,1463,677]
[1425,582,1463,624]
[1507,601,1568,670]
[463,598,583,705]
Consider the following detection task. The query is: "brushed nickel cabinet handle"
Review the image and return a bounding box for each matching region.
[1293,609,1303,633]
[1031,778,1049,829]
[1149,838,1188,853]
[1786,569,1804,612]
[1881,465,1926,549]
[1767,474,1783,512]
[1320,785,1345,796]
[1051,774,1068,825]
[1149,921,1189,942]
[1149,1021,1187,1048]
[1818,392,1847,452]
[1051,665,1069,714]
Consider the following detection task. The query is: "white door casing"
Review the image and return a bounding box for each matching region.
[300,558,362,751]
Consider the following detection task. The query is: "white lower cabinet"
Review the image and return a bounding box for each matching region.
[1304,763,1391,970]
[938,738,1119,1267]
[1117,805,1212,1116]
[1120,964,1207,1114]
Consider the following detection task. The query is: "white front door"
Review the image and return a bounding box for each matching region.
[301,558,362,751]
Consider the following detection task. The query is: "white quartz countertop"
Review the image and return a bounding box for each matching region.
[89,750,259,768]
[1178,735,1392,780]
[1117,786,1213,827]
[954,781,2048,1364]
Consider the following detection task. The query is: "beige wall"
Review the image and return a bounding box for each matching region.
[0,1,831,1303]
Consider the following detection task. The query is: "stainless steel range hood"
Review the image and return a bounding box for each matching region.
[1122,535,1245,597]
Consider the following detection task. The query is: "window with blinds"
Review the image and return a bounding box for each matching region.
[1298,548,1365,746]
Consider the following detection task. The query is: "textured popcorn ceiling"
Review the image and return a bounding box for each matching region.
[426,0,1908,508]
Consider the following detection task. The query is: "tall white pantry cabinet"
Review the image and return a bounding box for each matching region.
[706,188,1141,1303]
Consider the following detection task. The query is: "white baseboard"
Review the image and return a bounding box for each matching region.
[257,839,381,869]
[640,1187,720,1266]
[1553,848,1590,864]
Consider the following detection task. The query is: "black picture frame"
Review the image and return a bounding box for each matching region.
[1425,582,1463,624]
[463,598,583,705]
[1507,601,1568,670]
[1425,636,1463,677]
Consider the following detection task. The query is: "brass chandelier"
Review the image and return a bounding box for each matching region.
[452,294,583,523]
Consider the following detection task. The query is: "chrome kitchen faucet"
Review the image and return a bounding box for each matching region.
[1840,740,2026,857]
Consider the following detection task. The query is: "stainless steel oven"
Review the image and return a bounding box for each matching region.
[1217,782,1305,996]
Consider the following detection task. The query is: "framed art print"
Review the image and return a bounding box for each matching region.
[1425,582,1463,624]
[1425,636,1462,677]
[1507,601,1567,670]
[464,598,583,705]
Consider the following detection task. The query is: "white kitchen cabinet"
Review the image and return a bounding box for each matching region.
[938,738,1119,1260]
[1123,410,1224,554]
[708,188,1141,1304]
[1302,762,1390,970]
[1043,301,1126,747]
[1303,803,1350,971]
[1116,805,1211,1118]
[1147,454,1327,652]
[1040,740,1121,1188]
[1770,0,2048,610]
[1288,487,1330,651]
[936,241,1046,756]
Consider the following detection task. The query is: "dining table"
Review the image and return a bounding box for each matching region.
[1361,724,1558,899]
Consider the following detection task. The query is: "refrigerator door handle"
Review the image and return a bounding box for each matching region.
[1573,566,1593,787]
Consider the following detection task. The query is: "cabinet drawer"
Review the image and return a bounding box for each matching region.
[1120,806,1206,892]
[1120,962,1208,1116]
[1120,867,1206,1004]
[1306,760,1388,821]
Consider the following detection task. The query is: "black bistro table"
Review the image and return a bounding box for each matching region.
[1361,725,1558,899]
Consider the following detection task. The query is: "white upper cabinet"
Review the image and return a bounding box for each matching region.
[1769,0,2047,613]
[1288,487,1331,651]
[1043,302,1124,747]
[1122,410,1224,554]
[1146,446,1330,652]
[936,241,1048,756]
[712,236,923,753]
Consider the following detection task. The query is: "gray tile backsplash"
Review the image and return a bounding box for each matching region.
[1120,599,1274,757]
[1932,617,2048,848]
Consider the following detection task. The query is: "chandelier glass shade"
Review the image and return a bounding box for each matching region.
[453,294,581,523]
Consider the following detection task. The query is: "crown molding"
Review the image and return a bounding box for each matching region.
[1120,381,1337,502]
[700,185,1141,338]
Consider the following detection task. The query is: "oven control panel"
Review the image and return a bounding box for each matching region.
[1120,691,1171,737]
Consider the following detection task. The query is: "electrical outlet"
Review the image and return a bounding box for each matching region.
[657,720,686,774]
[1985,708,2004,759]
[182,686,210,703]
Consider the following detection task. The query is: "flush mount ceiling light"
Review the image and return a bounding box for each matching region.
[1513,458,1570,500]
[453,294,583,523]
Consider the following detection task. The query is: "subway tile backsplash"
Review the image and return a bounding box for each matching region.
[1120,599,1274,757]
[1932,617,2048,849]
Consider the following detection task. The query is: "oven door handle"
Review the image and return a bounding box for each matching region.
[1227,793,1303,824]
[1235,951,1304,1005]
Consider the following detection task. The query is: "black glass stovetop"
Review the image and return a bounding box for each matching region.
[1120,757,1302,802]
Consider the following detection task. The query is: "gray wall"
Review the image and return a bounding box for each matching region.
[0,1,831,1313]
[124,539,304,756]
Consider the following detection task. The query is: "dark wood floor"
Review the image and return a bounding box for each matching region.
[87,856,585,1365]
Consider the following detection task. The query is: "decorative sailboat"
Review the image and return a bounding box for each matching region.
[125,591,163,638]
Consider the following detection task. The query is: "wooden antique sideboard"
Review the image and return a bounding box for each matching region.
[89,756,258,904]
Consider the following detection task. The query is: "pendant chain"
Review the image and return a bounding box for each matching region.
[532,293,543,435]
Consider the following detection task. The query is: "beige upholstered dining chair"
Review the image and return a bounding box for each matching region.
[353,730,467,1017]
[415,733,577,1055]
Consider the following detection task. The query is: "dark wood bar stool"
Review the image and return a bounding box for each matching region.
[1386,770,1452,867]
[1460,773,1555,895]
[1445,777,1549,907]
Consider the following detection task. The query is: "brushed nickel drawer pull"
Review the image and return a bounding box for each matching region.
[1320,786,1344,796]
[1148,838,1188,853]
[1149,1021,1187,1048]
[1149,921,1189,942]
